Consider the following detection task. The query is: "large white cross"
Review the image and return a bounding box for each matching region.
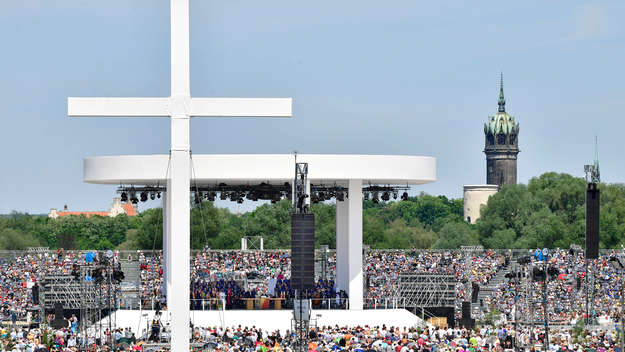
[68,1,291,350]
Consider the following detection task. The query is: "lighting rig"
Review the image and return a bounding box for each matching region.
[117,183,292,205]
[117,183,412,205]
[309,185,348,204]
[117,186,164,205]
[362,185,410,204]
[192,182,292,205]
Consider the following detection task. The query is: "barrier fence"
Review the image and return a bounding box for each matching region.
[117,297,408,311]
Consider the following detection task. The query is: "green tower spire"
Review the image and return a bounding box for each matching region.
[498,73,506,112]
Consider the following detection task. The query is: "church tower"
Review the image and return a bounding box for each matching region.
[484,74,519,186]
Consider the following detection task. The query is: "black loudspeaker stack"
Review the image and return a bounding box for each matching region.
[462,301,471,318]
[471,283,479,303]
[31,284,39,303]
[291,213,315,291]
[586,183,600,260]
[460,301,475,328]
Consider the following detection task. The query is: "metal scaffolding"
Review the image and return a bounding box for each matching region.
[399,274,456,308]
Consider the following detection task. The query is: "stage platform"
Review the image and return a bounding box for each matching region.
[100,309,427,336]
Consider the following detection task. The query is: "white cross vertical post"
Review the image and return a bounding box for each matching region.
[68,0,291,350]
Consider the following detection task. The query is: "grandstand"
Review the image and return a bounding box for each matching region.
[2,247,624,351]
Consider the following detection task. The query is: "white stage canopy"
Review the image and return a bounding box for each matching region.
[83,154,436,186]
[82,153,436,312]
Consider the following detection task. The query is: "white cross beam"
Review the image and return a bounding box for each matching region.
[68,1,291,350]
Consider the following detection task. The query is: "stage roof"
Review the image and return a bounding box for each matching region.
[83,154,436,186]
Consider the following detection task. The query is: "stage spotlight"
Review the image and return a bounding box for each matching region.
[140,192,148,202]
[336,191,345,202]
[393,191,398,200]
[120,192,128,202]
[157,192,161,199]
[372,192,379,204]
[381,191,390,202]
[236,198,244,204]
[364,192,370,201]
[150,192,156,200]
[194,192,201,205]
[206,192,216,201]
[130,191,138,205]
[401,192,409,201]
[312,193,320,204]
[220,192,227,200]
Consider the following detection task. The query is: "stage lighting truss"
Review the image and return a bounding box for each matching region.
[117,183,410,204]
[362,185,410,203]
[194,182,292,204]
[118,183,292,204]
[309,185,348,204]
[117,186,165,204]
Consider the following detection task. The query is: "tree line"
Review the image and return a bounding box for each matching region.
[1,172,624,250]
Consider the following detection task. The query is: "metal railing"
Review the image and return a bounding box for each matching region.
[118,297,356,310]
[363,297,406,309]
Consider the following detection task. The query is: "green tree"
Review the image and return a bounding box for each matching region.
[0,228,41,250]
[433,222,479,249]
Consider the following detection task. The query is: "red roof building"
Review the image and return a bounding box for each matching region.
[48,198,137,219]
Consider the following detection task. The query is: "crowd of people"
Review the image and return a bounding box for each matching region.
[2,321,625,351]
[483,249,625,327]
[363,250,507,309]
[185,324,625,352]
[0,248,624,350]
[0,249,121,322]
[137,249,509,311]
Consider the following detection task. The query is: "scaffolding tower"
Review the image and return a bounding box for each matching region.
[399,274,456,308]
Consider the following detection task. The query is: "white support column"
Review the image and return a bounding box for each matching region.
[168,114,191,350]
[335,197,349,293]
[162,191,169,299]
[167,148,190,350]
[346,179,363,310]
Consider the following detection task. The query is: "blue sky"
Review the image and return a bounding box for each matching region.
[1,0,624,214]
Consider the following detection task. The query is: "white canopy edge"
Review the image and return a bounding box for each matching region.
[83,154,436,186]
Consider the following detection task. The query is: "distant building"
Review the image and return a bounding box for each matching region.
[48,197,137,219]
[463,185,499,224]
[463,74,518,224]
[484,74,519,187]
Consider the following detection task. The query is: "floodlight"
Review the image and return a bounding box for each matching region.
[130,191,138,204]
[372,192,379,204]
[336,191,345,202]
[381,191,390,202]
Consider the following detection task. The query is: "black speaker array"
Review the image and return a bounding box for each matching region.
[586,183,600,259]
[462,301,471,319]
[460,301,475,328]
[471,283,480,303]
[50,302,68,329]
[31,284,39,303]
[291,213,315,291]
